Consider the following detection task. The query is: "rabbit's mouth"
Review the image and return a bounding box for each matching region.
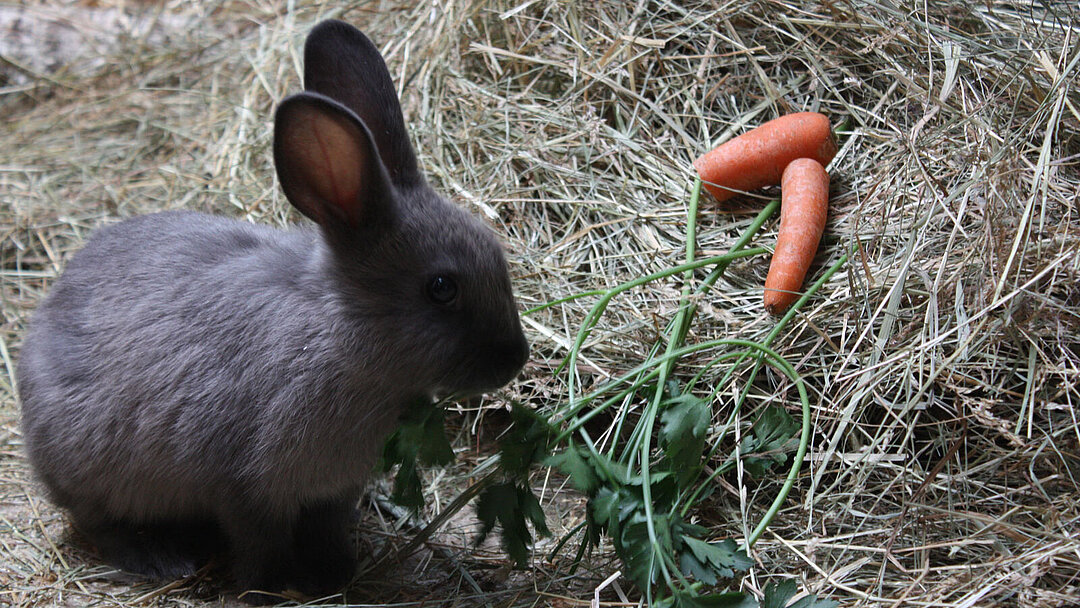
[432,367,522,398]
[431,334,529,396]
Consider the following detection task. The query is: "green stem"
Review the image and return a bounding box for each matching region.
[637,178,704,588]
[524,289,607,317]
[696,198,781,296]
[562,247,766,402]
[745,353,810,547]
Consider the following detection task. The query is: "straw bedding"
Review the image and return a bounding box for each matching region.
[1,1,1077,606]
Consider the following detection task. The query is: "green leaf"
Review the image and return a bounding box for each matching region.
[671,519,711,547]
[587,476,734,593]
[681,537,753,582]
[545,445,600,493]
[520,483,552,538]
[624,470,680,513]
[379,398,455,509]
[741,405,798,477]
[761,580,796,608]
[416,405,455,466]
[617,513,666,590]
[595,453,630,485]
[672,591,759,608]
[761,580,837,608]
[786,596,838,608]
[589,486,622,531]
[663,378,684,400]
[679,546,718,585]
[388,460,424,509]
[660,394,711,486]
[475,481,550,566]
[499,404,557,475]
[380,398,455,468]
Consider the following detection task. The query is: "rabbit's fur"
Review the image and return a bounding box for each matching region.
[17,20,528,600]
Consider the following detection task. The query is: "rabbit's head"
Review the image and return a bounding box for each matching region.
[273,20,528,396]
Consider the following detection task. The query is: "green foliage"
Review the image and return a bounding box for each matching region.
[681,538,755,585]
[548,438,752,595]
[658,591,759,608]
[380,398,456,509]
[381,401,555,566]
[761,580,838,608]
[660,394,711,486]
[545,445,600,493]
[375,184,846,607]
[466,404,558,567]
[475,480,551,565]
[474,187,846,604]
[740,405,799,477]
[379,389,831,607]
[498,403,557,475]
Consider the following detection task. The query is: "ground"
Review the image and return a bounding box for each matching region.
[2,1,1079,607]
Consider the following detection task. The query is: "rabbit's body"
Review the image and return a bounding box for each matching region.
[21,212,401,518]
[18,20,528,601]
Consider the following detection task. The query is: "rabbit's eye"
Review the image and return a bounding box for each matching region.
[426,275,458,305]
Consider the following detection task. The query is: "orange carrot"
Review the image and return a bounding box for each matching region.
[764,158,829,315]
[694,112,836,203]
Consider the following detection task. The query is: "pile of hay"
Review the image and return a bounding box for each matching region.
[2,0,1077,606]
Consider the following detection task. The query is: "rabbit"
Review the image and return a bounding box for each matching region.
[16,19,529,602]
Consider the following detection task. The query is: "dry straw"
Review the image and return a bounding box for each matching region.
[1,0,1078,606]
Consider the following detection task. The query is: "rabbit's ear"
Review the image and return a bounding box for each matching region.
[273,92,395,232]
[301,20,421,188]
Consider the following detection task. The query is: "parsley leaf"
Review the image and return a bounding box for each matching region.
[762,580,838,608]
[475,481,551,565]
[660,394,711,486]
[380,398,456,509]
[740,405,798,477]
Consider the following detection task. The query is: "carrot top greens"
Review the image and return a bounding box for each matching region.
[384,180,848,607]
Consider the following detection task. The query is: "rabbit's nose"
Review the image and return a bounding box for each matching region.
[511,334,529,370]
[485,333,529,386]
[495,336,528,372]
[519,339,530,368]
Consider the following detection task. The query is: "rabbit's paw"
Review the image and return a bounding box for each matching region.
[291,506,358,596]
[293,549,357,598]
[78,518,219,580]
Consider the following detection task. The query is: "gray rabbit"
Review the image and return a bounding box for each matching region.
[17,19,528,601]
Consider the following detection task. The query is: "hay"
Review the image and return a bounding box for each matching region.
[2,0,1078,606]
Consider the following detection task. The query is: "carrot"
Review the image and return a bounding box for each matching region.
[764,158,829,315]
[693,112,836,203]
